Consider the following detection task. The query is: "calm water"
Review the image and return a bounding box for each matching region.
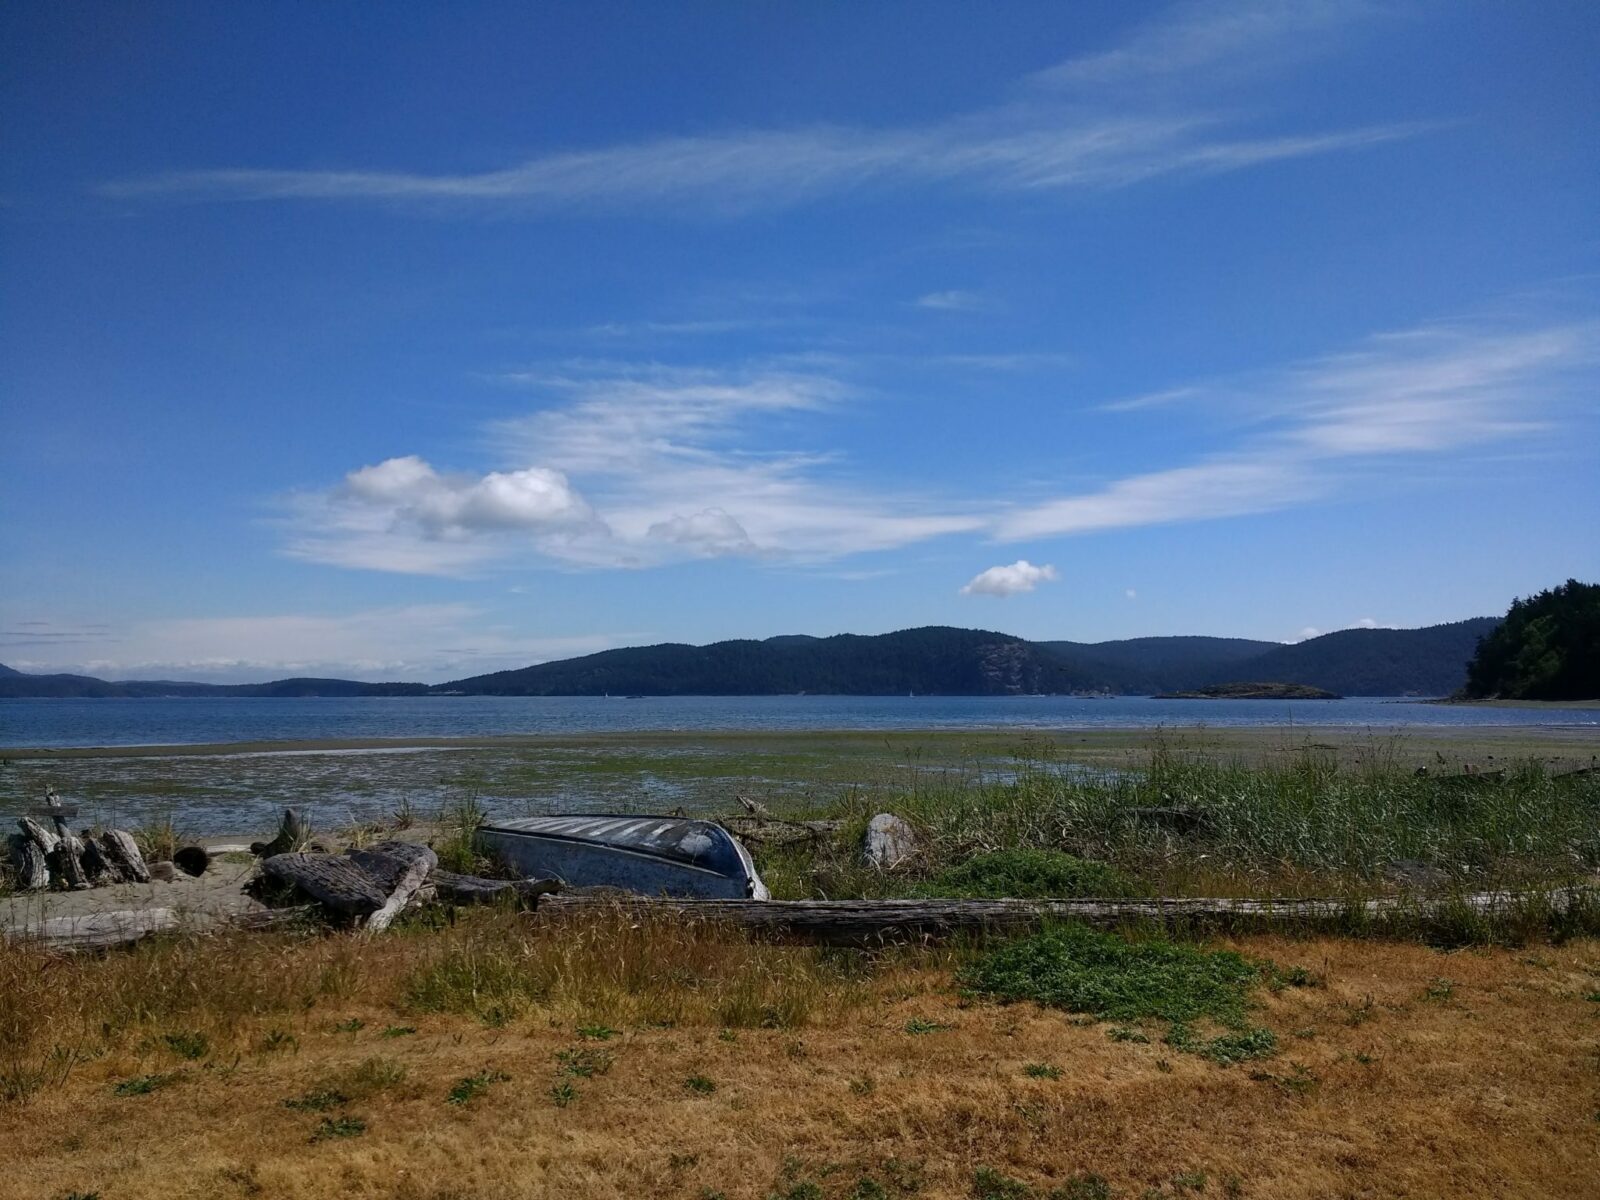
[2,693,1595,749]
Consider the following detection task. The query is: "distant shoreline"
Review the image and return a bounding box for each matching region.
[5,722,1599,760]
[1429,698,1600,710]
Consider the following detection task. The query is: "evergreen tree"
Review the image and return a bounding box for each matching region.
[1463,579,1600,700]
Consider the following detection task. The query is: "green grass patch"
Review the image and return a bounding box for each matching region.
[111,1071,180,1097]
[961,924,1261,1025]
[920,849,1139,899]
[310,1115,366,1142]
[283,1088,348,1113]
[446,1069,509,1106]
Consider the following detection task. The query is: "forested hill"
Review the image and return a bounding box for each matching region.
[440,619,1499,697]
[438,627,1081,696]
[0,617,1503,698]
[1223,618,1501,697]
[0,672,427,699]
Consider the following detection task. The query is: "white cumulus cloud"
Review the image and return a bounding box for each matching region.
[960,560,1059,597]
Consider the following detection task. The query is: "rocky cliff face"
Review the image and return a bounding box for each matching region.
[976,640,1056,694]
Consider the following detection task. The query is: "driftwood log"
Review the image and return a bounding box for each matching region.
[99,830,151,883]
[537,890,1596,944]
[364,856,434,934]
[79,836,123,885]
[50,831,91,890]
[346,841,437,889]
[261,853,388,917]
[7,833,50,891]
[721,816,844,849]
[430,869,563,905]
[5,905,315,953]
[17,815,59,857]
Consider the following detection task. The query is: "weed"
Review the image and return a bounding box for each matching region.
[578,1023,619,1040]
[1023,1062,1061,1079]
[555,1047,613,1078]
[719,1028,738,1042]
[112,1072,180,1097]
[1165,1023,1277,1065]
[849,1076,875,1095]
[1049,1176,1112,1200]
[283,1089,348,1113]
[259,1028,298,1054]
[332,1017,365,1033]
[1250,1062,1319,1096]
[347,1056,408,1093]
[447,1069,509,1105]
[390,795,416,829]
[849,1180,890,1200]
[1172,1170,1208,1192]
[162,1030,209,1060]
[549,1080,577,1107]
[435,791,489,874]
[1107,1026,1149,1044]
[380,1025,417,1039]
[684,1074,717,1095]
[130,811,187,864]
[310,1116,365,1142]
[973,1166,1033,1199]
[904,1016,951,1035]
[1423,977,1456,1002]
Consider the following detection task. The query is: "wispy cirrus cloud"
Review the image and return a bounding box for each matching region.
[997,320,1599,540]
[284,314,1596,577]
[100,3,1417,215]
[285,364,983,575]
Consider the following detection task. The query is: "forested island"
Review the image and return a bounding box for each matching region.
[1153,682,1341,700]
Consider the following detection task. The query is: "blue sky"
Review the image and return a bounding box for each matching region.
[2,0,1597,682]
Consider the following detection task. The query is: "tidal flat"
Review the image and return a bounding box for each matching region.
[3,724,1595,840]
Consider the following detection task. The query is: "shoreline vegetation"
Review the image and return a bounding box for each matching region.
[5,730,1599,1197]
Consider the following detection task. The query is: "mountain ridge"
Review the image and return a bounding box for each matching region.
[0,617,1501,699]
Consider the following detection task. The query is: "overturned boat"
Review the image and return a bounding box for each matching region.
[475,814,769,900]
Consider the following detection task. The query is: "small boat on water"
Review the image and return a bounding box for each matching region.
[476,814,769,900]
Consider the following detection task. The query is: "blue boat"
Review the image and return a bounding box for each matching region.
[475,814,769,900]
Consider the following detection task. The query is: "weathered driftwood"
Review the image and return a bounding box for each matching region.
[7,833,50,890]
[99,829,151,883]
[17,815,60,856]
[50,832,91,890]
[260,853,387,917]
[721,816,843,849]
[79,836,124,885]
[536,890,1593,944]
[345,841,437,891]
[251,808,313,857]
[4,904,315,953]
[364,855,434,934]
[429,869,563,905]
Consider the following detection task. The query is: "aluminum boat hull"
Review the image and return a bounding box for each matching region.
[476,814,769,900]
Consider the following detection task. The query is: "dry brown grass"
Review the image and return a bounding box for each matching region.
[3,913,1598,1199]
